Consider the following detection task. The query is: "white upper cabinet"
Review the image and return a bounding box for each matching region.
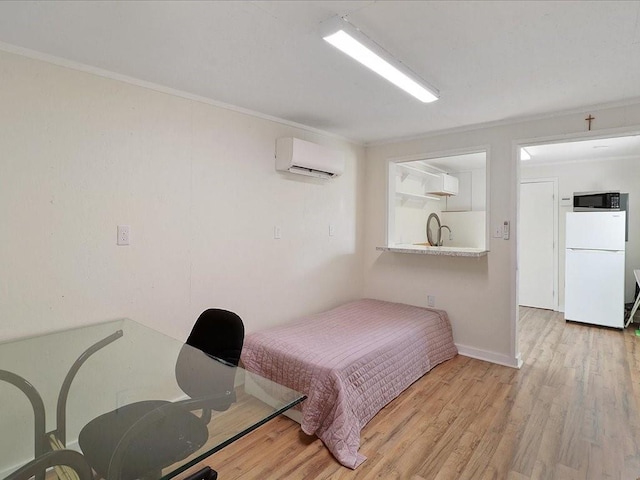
[426,173,459,196]
[444,172,471,211]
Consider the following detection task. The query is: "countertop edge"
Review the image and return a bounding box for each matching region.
[376,245,489,257]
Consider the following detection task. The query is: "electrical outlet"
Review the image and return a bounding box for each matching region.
[329,224,336,237]
[274,225,282,239]
[117,225,130,246]
[427,295,435,307]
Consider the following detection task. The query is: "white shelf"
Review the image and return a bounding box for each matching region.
[397,164,457,196]
[396,191,440,204]
[397,163,440,181]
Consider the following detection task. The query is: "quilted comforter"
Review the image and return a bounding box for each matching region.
[240,299,458,468]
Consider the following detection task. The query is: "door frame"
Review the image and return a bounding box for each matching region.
[513,127,640,368]
[519,177,559,311]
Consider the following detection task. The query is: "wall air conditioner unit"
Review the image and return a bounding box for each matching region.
[275,137,345,179]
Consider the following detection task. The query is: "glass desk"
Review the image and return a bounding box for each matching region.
[0,319,305,480]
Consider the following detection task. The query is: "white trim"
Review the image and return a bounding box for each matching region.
[521,153,640,168]
[0,41,355,144]
[516,126,640,149]
[385,145,490,248]
[386,144,491,164]
[367,98,640,147]
[456,343,522,369]
[386,161,396,245]
[7,40,640,150]
[6,39,640,150]
[1,461,26,480]
[512,125,640,371]
[0,456,25,478]
[0,440,81,479]
[485,145,492,251]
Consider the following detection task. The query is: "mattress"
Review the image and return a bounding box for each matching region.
[240,298,458,468]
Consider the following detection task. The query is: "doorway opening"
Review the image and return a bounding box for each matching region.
[516,132,640,355]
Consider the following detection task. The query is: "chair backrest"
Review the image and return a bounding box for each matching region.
[174,309,245,406]
[186,309,245,365]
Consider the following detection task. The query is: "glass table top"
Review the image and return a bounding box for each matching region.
[0,319,305,480]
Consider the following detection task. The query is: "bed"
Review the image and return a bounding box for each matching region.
[240,298,458,469]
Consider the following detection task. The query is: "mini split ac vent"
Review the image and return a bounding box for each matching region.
[275,137,345,179]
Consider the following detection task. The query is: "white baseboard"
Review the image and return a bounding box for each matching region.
[282,407,302,424]
[0,462,25,480]
[0,440,80,479]
[244,374,303,425]
[455,343,522,369]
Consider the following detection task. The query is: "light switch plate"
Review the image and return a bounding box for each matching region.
[502,221,510,240]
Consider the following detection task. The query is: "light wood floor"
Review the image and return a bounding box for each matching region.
[190,308,640,479]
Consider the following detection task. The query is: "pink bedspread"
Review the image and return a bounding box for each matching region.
[240,299,457,469]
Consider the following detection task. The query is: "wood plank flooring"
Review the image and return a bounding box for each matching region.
[186,308,640,479]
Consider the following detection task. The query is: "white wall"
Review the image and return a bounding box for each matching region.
[440,211,486,248]
[0,50,365,342]
[364,104,640,367]
[522,156,640,309]
[3,46,640,373]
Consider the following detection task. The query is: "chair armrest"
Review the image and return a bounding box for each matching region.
[174,389,236,424]
[175,389,235,411]
[0,369,47,477]
[55,329,123,444]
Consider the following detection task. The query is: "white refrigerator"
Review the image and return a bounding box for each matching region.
[564,211,626,328]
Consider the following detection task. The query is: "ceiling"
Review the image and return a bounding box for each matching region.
[523,134,640,165]
[0,1,640,145]
[418,152,486,173]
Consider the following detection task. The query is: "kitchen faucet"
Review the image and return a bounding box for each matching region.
[438,225,453,246]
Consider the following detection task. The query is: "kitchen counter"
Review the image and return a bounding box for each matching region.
[376,244,489,257]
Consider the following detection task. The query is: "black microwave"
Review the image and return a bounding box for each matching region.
[573,191,620,211]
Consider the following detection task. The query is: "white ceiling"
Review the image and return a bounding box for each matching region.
[523,134,640,165]
[420,152,486,173]
[1,1,640,145]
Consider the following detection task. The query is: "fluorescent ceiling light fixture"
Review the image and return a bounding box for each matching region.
[520,148,531,160]
[322,18,439,103]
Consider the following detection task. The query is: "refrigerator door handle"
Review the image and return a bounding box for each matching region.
[566,248,624,253]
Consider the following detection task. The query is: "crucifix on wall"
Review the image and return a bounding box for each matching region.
[585,114,595,130]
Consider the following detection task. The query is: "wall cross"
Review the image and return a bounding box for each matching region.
[585,114,595,131]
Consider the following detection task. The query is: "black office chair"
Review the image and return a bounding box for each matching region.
[78,309,245,480]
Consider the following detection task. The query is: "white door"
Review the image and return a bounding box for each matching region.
[519,180,555,309]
